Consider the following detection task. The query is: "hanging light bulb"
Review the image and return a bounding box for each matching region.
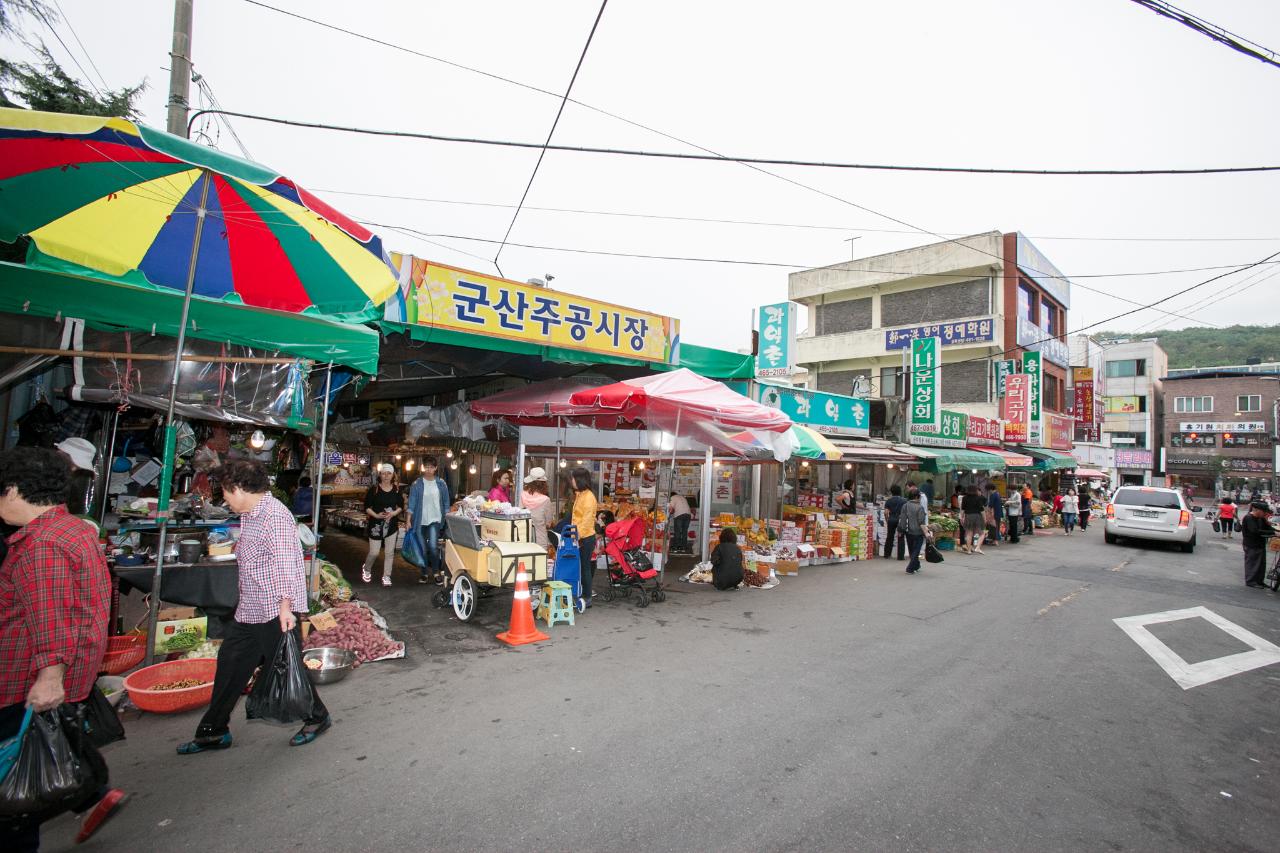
[844,463,853,470]
[249,430,265,449]
[405,460,415,472]
[395,454,402,461]
[971,469,979,474]
[801,460,810,468]
[450,460,459,470]
[576,460,584,465]
[468,464,477,475]
[460,449,468,455]
[637,461,646,470]
[446,449,454,459]
[558,459,568,468]
[714,461,721,468]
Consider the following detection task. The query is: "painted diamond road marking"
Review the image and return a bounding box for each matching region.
[1113,606,1280,690]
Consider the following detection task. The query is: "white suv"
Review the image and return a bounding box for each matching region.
[1104,486,1197,552]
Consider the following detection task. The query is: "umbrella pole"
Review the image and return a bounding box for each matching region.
[554,417,563,519]
[95,407,120,529]
[146,172,211,664]
[514,438,526,509]
[307,362,334,591]
[660,409,681,581]
[698,447,713,560]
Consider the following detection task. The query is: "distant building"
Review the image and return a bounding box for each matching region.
[1067,333,1112,476]
[1095,338,1168,486]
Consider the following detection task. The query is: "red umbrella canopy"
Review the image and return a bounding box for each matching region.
[567,369,792,433]
[469,378,614,427]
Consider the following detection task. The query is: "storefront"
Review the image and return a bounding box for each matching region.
[1115,449,1155,487]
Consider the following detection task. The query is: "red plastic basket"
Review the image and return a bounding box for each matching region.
[123,658,217,714]
[100,634,147,675]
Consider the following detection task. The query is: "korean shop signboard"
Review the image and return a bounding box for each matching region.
[1072,367,1094,424]
[1022,351,1043,444]
[968,415,1003,447]
[885,317,994,350]
[755,302,797,378]
[1002,373,1030,444]
[910,409,968,448]
[909,337,942,432]
[1044,412,1074,451]
[995,359,1018,398]
[395,258,679,363]
[755,383,869,438]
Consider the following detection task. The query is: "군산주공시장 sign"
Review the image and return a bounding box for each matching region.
[396,258,679,363]
[1022,351,1043,444]
[756,302,797,378]
[909,337,941,431]
[1003,373,1030,444]
[910,409,968,448]
[755,383,869,438]
[885,318,994,351]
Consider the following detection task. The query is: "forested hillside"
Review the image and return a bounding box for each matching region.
[1097,325,1280,369]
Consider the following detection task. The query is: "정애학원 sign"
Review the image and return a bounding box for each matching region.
[756,302,797,378]
[910,337,942,431]
[885,318,994,350]
[405,260,679,363]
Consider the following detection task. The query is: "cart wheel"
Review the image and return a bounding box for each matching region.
[431,589,449,609]
[452,574,477,622]
[600,585,615,603]
[651,588,665,603]
[622,586,633,598]
[635,591,649,608]
[576,597,587,613]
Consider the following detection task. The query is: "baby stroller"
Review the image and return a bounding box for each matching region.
[549,523,588,613]
[601,514,665,606]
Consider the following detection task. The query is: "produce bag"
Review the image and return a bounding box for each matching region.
[924,542,944,563]
[80,687,126,748]
[1212,519,1221,533]
[246,630,319,725]
[0,707,31,783]
[0,707,105,820]
[401,525,426,568]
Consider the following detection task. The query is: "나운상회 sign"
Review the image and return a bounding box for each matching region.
[909,337,942,432]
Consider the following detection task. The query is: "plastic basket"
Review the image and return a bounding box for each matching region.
[100,633,147,675]
[935,538,955,551]
[123,658,217,714]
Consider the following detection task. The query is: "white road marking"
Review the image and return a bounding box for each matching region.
[1114,606,1280,690]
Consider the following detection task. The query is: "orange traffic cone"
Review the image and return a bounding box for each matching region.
[497,559,549,647]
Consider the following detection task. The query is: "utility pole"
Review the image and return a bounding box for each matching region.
[165,0,194,137]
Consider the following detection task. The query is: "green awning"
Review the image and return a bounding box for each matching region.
[676,343,755,380]
[1019,447,1078,471]
[902,446,1007,474]
[0,261,380,373]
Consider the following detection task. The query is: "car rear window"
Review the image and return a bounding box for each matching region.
[1113,488,1181,509]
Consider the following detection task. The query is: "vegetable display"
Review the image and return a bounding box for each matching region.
[152,679,208,691]
[302,602,404,665]
[929,514,960,533]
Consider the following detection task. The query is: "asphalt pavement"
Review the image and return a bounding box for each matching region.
[46,518,1280,852]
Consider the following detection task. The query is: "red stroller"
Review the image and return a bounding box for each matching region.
[601,515,666,606]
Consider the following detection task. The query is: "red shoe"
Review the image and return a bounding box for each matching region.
[76,788,129,844]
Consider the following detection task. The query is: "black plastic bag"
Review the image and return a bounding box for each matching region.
[0,708,104,820]
[245,630,319,725]
[80,687,125,748]
[1212,519,1221,532]
[924,542,944,563]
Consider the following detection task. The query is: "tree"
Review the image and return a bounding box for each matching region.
[0,0,146,117]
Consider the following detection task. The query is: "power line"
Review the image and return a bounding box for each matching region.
[31,5,104,96]
[186,107,1280,177]
[493,0,608,277]
[1129,0,1280,70]
[49,0,108,91]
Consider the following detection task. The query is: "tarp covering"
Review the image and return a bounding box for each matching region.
[902,445,1008,474]
[0,261,379,373]
[828,439,920,465]
[967,446,1035,468]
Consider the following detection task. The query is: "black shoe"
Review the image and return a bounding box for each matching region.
[1247,582,1267,589]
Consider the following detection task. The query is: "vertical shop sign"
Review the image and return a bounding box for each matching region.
[1072,367,1094,424]
[1022,350,1043,444]
[755,302,796,378]
[995,359,1018,398]
[1003,374,1030,444]
[910,337,942,432]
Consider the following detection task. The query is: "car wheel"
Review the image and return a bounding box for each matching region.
[1104,532,1118,544]
[1180,536,1195,553]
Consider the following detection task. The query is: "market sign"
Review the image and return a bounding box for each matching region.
[1222,458,1272,473]
[1072,367,1095,424]
[968,415,1003,447]
[1165,455,1209,467]
[1044,412,1074,451]
[1178,421,1266,433]
[885,317,994,350]
[399,258,679,363]
[994,359,1017,397]
[1022,351,1043,444]
[755,302,797,378]
[1015,315,1069,368]
[1116,449,1154,468]
[909,336,941,431]
[754,382,869,438]
[911,409,967,448]
[1002,373,1030,444]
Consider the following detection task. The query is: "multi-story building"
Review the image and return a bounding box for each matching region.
[789,232,1072,435]
[1096,338,1167,486]
[1067,333,1112,476]
[1160,368,1280,500]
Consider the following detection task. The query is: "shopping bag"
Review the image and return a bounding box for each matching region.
[924,542,944,563]
[0,708,102,819]
[245,630,319,725]
[80,686,125,748]
[0,707,32,783]
[1212,519,1221,533]
[1234,519,1242,532]
[400,525,426,568]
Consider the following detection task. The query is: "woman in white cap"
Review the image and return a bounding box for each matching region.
[521,467,554,549]
[361,464,404,586]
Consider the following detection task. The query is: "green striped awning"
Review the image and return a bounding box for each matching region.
[1019,447,1078,471]
[901,446,1008,474]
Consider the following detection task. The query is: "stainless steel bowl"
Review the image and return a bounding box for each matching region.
[302,647,356,685]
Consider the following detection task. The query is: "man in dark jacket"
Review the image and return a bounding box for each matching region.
[1240,501,1275,588]
[883,485,906,559]
[985,483,1004,545]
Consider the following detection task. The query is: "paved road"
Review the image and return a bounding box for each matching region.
[48,521,1279,851]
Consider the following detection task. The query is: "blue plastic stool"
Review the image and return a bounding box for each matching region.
[537,580,575,627]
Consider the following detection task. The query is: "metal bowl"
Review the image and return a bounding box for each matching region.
[302,647,355,685]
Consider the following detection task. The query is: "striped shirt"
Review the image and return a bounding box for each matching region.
[235,494,307,624]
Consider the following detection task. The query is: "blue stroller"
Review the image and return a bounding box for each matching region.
[551,523,588,613]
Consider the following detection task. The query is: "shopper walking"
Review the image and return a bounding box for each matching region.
[667,490,692,553]
[1077,486,1091,531]
[361,464,404,586]
[1060,491,1079,535]
[0,447,126,850]
[407,456,451,584]
[521,468,554,548]
[1241,501,1275,588]
[570,467,598,606]
[985,483,1004,544]
[901,487,929,573]
[883,485,907,559]
[1021,484,1034,535]
[178,460,330,755]
[1004,486,1022,543]
[1218,497,1237,539]
[960,484,987,554]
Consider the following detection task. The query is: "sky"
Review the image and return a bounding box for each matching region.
[6,0,1280,353]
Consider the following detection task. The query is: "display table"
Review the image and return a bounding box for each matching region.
[112,561,240,617]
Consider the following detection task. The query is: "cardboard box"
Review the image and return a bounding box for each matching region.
[154,616,207,655]
[309,610,339,632]
[775,559,800,576]
[157,606,197,621]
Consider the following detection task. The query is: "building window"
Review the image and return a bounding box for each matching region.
[1105,396,1147,413]
[1109,431,1147,449]
[1237,394,1262,413]
[879,366,902,398]
[1173,395,1213,413]
[1105,359,1146,378]
[1040,303,1058,336]
[1018,284,1036,323]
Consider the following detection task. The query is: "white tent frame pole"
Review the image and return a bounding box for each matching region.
[307,362,333,591]
[514,440,526,509]
[699,446,713,559]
